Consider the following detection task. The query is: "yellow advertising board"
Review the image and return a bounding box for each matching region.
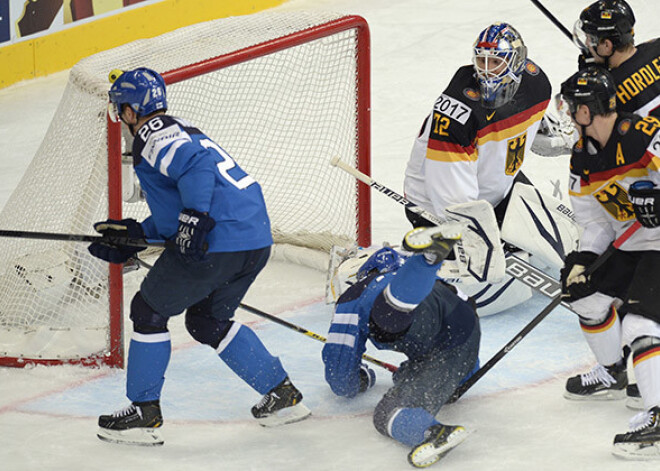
[0,0,286,88]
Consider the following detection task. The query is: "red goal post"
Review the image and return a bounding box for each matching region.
[0,11,371,368]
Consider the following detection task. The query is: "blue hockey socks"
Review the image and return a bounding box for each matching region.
[126,331,172,403]
[389,407,440,446]
[388,254,440,306]
[217,323,287,394]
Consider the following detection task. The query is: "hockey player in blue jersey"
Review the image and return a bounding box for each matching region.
[89,67,310,446]
[322,226,480,468]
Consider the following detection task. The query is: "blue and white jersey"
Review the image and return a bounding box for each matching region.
[131,115,273,252]
[322,257,479,398]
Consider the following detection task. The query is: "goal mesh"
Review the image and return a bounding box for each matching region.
[0,11,370,367]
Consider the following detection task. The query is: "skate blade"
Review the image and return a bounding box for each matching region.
[256,402,312,427]
[408,426,470,468]
[563,389,626,401]
[612,441,660,460]
[625,396,645,411]
[97,426,164,446]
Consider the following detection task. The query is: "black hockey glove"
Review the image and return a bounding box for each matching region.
[628,180,660,228]
[560,251,599,302]
[88,218,145,264]
[358,363,376,393]
[175,208,216,261]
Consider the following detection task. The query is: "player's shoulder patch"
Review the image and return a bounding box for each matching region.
[463,88,480,102]
[433,93,473,125]
[618,118,632,135]
[524,59,540,76]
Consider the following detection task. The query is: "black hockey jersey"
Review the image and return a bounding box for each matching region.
[611,38,660,118]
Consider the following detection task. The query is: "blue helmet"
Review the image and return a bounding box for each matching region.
[108,67,167,120]
[472,23,528,109]
[356,246,406,282]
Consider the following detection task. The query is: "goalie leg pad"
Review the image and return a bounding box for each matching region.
[501,182,580,269]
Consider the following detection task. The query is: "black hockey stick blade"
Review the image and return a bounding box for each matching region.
[0,228,168,248]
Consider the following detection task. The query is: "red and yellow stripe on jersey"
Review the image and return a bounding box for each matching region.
[570,148,660,196]
[426,99,548,163]
[477,100,549,146]
[570,115,660,199]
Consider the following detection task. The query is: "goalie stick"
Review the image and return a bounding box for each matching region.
[0,228,168,248]
[132,258,399,373]
[329,157,643,395]
[450,220,642,401]
[331,156,566,298]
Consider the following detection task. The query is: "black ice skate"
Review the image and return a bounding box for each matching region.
[564,363,627,400]
[251,377,311,427]
[612,407,660,460]
[97,401,163,446]
[408,423,469,468]
[626,383,644,410]
[402,225,463,264]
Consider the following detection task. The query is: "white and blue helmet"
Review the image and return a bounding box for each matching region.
[472,23,528,109]
[108,67,167,121]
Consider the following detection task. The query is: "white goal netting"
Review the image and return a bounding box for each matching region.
[0,11,370,366]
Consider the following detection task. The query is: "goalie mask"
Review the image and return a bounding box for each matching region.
[472,23,528,109]
[108,67,168,123]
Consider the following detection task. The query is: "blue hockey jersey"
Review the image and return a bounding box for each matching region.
[323,269,479,398]
[130,115,273,252]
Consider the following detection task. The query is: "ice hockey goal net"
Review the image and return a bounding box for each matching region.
[0,11,371,368]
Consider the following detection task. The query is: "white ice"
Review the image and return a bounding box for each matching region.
[1,0,660,470]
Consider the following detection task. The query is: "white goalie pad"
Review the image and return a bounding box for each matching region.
[501,183,581,269]
[324,243,530,316]
[325,201,505,303]
[453,252,533,317]
[325,245,381,303]
[441,200,506,285]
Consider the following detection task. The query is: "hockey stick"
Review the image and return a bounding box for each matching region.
[450,220,642,401]
[331,156,440,225]
[132,258,399,373]
[0,228,168,248]
[237,303,399,373]
[530,0,573,42]
[328,158,641,396]
[331,156,565,297]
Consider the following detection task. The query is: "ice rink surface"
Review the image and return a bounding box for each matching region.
[2,1,660,470]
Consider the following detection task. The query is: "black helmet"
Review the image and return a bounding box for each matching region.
[560,67,617,118]
[575,0,635,51]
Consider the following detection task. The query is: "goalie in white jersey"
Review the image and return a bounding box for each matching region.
[404,22,550,227]
[403,22,553,314]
